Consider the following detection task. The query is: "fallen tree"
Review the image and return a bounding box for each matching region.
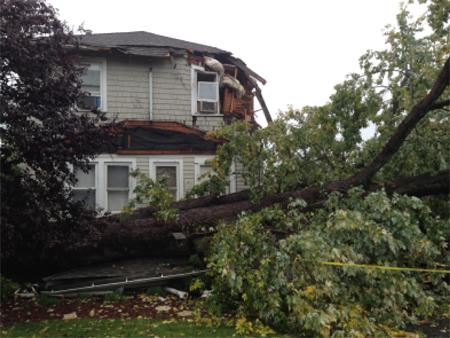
[5,55,447,279]
[60,56,449,269]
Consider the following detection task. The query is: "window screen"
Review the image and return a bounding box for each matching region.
[73,165,96,209]
[82,69,100,93]
[107,166,129,188]
[197,82,218,101]
[79,67,101,110]
[156,165,177,198]
[107,165,130,212]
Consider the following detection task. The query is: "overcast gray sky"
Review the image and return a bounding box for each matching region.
[49,0,414,124]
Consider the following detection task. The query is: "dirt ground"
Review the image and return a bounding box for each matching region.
[0,294,200,327]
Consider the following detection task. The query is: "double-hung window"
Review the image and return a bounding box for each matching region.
[73,164,96,209]
[79,62,106,110]
[150,159,183,201]
[72,157,135,214]
[194,157,236,194]
[193,68,219,115]
[106,164,131,212]
[156,166,178,198]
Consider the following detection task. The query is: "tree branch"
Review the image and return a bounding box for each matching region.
[347,57,450,186]
[429,99,450,111]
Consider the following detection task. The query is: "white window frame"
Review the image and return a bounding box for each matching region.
[79,58,107,111]
[149,158,184,201]
[71,162,100,209]
[191,65,221,116]
[194,156,236,194]
[104,162,134,213]
[71,155,136,214]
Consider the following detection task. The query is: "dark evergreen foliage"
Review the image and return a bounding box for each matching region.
[0,0,116,277]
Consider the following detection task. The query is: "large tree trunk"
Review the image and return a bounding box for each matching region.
[56,170,448,269]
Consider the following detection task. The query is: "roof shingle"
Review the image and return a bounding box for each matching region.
[79,31,229,54]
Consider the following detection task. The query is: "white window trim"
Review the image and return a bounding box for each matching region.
[149,158,184,201]
[83,155,136,214]
[80,58,107,111]
[71,162,100,209]
[194,156,214,185]
[194,156,236,194]
[191,65,222,116]
[104,162,134,213]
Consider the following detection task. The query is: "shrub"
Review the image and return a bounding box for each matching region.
[1,276,19,301]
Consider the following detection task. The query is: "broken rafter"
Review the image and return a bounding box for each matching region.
[253,82,273,124]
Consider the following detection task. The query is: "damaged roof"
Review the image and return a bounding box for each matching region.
[77,30,266,84]
[116,120,222,155]
[79,30,229,54]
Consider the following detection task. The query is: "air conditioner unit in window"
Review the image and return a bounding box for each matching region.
[198,101,217,114]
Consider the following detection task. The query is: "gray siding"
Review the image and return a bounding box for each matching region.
[80,55,227,132]
[136,156,149,176]
[235,161,248,192]
[151,57,193,124]
[195,116,224,131]
[106,56,150,120]
[183,156,195,194]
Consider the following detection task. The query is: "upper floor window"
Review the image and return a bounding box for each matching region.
[79,62,106,111]
[193,69,219,115]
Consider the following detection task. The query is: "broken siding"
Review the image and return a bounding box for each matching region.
[106,56,150,120]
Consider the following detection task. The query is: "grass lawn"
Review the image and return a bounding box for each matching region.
[2,318,241,337]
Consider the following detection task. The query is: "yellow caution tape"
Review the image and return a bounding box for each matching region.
[319,261,450,274]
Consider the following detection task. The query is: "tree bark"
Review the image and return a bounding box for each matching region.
[65,169,448,267]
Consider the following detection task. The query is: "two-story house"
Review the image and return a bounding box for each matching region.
[72,31,268,213]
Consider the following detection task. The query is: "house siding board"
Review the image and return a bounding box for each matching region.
[234,161,248,192]
[152,57,192,124]
[136,156,149,176]
[84,54,226,132]
[196,116,224,131]
[106,56,150,120]
[183,156,195,194]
